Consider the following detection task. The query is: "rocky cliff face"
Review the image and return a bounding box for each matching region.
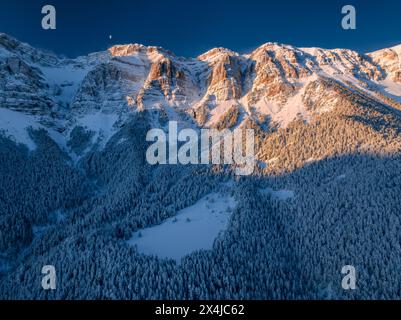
[0,56,53,114]
[369,44,401,83]
[1,32,401,145]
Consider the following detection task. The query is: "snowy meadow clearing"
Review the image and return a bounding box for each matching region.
[128,192,237,262]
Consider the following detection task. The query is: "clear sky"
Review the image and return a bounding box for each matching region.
[0,0,400,58]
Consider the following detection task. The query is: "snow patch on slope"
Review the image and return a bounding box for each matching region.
[274,87,309,127]
[259,188,295,201]
[376,78,401,102]
[40,63,92,105]
[251,80,311,127]
[0,108,41,150]
[72,111,121,149]
[0,108,69,153]
[206,100,238,127]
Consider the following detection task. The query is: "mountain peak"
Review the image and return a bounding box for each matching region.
[368,43,401,82]
[0,32,25,53]
[254,42,296,51]
[108,43,175,59]
[389,43,401,52]
[197,47,238,61]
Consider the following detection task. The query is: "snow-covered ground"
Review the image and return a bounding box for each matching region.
[40,63,92,105]
[336,174,347,181]
[271,83,311,127]
[0,107,122,160]
[0,108,45,150]
[376,78,401,102]
[73,111,121,149]
[128,192,237,262]
[250,78,312,128]
[206,100,238,127]
[0,108,67,152]
[0,258,11,275]
[259,188,295,201]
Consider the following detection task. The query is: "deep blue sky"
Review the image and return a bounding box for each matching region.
[0,0,400,58]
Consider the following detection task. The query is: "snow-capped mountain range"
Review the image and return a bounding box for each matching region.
[1,32,401,155]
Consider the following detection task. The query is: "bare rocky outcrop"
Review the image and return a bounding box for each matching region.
[369,46,401,82]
